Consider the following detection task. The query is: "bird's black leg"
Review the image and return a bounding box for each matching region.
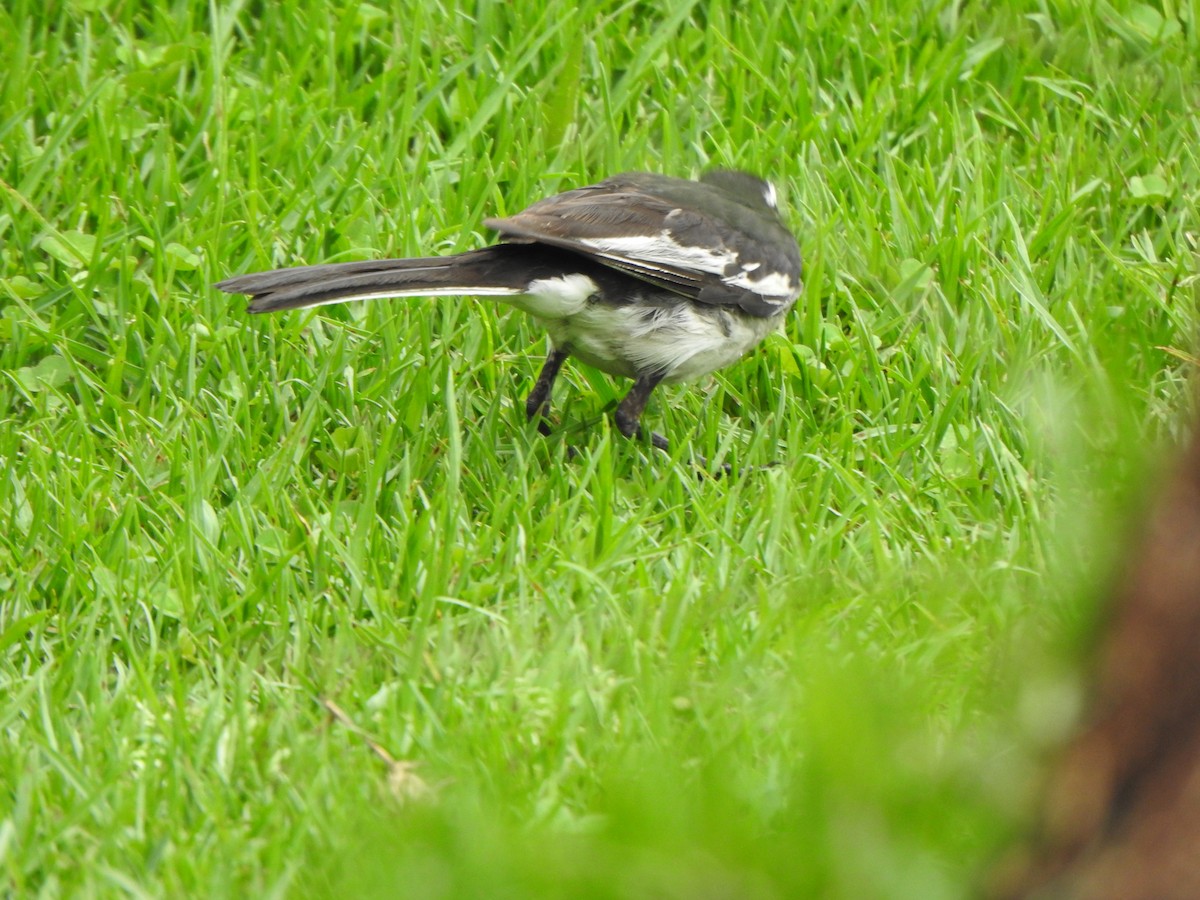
[526,347,569,435]
[615,371,670,452]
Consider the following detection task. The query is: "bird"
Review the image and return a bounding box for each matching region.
[216,170,802,454]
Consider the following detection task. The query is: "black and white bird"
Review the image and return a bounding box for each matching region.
[217,170,802,453]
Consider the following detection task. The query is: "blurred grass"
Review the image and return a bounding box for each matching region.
[1,0,1198,896]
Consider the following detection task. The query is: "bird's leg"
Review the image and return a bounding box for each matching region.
[615,371,669,452]
[525,347,569,436]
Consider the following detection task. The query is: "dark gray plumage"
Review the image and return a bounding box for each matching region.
[217,170,802,452]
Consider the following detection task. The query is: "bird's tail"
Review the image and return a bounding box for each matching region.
[216,246,544,313]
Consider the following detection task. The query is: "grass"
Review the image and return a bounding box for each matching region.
[2,0,1198,895]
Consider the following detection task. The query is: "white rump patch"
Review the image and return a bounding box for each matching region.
[517,273,599,318]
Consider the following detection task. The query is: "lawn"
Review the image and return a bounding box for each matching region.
[2,0,1198,896]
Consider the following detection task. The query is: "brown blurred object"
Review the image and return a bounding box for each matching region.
[994,429,1200,899]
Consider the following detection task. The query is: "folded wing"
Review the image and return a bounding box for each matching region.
[484,172,802,319]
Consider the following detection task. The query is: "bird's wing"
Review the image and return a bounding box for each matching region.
[484,173,802,318]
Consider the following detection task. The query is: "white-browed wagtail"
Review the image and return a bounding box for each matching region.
[217,171,803,453]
